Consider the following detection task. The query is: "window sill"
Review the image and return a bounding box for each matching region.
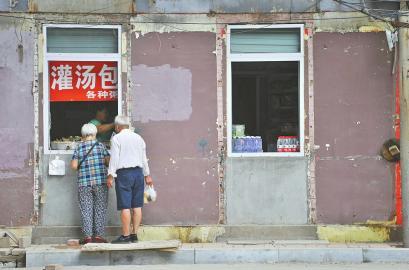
[228,152,304,158]
[45,149,74,155]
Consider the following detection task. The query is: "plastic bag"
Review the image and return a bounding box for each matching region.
[144,185,157,204]
[49,156,65,176]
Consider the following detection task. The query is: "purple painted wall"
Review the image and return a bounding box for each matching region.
[314,32,395,224]
[131,32,219,225]
[0,26,34,226]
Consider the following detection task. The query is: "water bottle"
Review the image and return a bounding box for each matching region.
[277,136,283,152]
[256,136,262,152]
[233,137,241,153]
[243,137,250,152]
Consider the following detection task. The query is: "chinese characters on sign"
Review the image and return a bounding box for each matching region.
[49,61,118,102]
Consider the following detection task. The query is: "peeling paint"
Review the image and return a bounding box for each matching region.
[306,28,317,224]
[131,14,216,35]
[359,26,384,33]
[121,32,128,72]
[314,12,391,33]
[0,19,35,226]
[317,225,391,243]
[215,24,225,224]
[30,0,133,13]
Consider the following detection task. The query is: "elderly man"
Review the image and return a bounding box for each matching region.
[107,115,153,244]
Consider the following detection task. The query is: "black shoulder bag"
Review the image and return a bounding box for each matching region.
[78,142,98,168]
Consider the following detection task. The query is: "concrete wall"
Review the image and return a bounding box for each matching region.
[23,0,400,14]
[0,18,35,226]
[29,0,134,13]
[0,11,398,228]
[319,0,399,12]
[135,0,399,13]
[130,31,219,225]
[0,0,28,12]
[38,21,131,227]
[38,19,220,226]
[224,18,310,225]
[40,154,123,226]
[314,32,395,224]
[135,0,317,13]
[225,157,309,224]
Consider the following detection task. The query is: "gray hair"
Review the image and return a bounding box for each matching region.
[81,123,98,137]
[114,115,130,126]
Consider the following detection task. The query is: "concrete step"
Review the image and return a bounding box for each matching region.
[32,226,123,244]
[32,225,318,245]
[216,225,318,242]
[25,243,409,267]
[32,226,122,238]
[226,240,330,246]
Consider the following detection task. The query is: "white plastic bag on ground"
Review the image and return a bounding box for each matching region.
[144,185,157,204]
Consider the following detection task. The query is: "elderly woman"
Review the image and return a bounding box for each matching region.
[71,123,110,244]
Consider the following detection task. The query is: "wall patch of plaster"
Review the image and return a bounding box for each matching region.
[131,64,192,122]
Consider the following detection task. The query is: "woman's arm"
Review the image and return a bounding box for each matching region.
[71,159,78,170]
[104,156,110,167]
[97,123,114,134]
[71,145,80,171]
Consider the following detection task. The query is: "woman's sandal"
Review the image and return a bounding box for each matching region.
[80,236,92,245]
[93,236,108,243]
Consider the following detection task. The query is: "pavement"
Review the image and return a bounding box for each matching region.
[21,242,409,267]
[7,264,409,270]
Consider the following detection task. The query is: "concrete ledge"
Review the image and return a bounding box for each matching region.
[363,248,409,263]
[26,247,194,267]
[195,248,278,264]
[110,250,194,265]
[317,225,402,243]
[278,247,363,263]
[32,225,318,245]
[27,245,409,266]
[32,226,227,244]
[31,225,404,245]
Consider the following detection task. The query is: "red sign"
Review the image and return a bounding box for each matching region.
[49,61,118,102]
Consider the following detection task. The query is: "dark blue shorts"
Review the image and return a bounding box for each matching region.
[115,167,144,210]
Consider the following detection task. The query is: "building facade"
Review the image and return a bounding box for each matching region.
[0,0,400,240]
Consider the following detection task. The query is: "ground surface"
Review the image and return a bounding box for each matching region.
[7,264,409,270]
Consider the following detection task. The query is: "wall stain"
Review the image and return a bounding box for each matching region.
[317,225,391,243]
[198,138,208,155]
[17,44,23,63]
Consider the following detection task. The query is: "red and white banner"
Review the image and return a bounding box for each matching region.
[49,61,118,102]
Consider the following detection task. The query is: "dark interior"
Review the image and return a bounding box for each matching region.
[50,101,117,141]
[232,61,299,152]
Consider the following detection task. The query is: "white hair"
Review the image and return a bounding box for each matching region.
[114,115,130,126]
[81,123,98,137]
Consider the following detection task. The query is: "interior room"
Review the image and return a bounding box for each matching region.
[232,61,300,153]
[50,101,117,146]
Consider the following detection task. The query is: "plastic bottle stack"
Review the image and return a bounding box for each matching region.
[277,136,300,152]
[233,136,263,153]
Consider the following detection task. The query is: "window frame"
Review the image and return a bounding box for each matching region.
[42,24,122,154]
[227,24,305,157]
